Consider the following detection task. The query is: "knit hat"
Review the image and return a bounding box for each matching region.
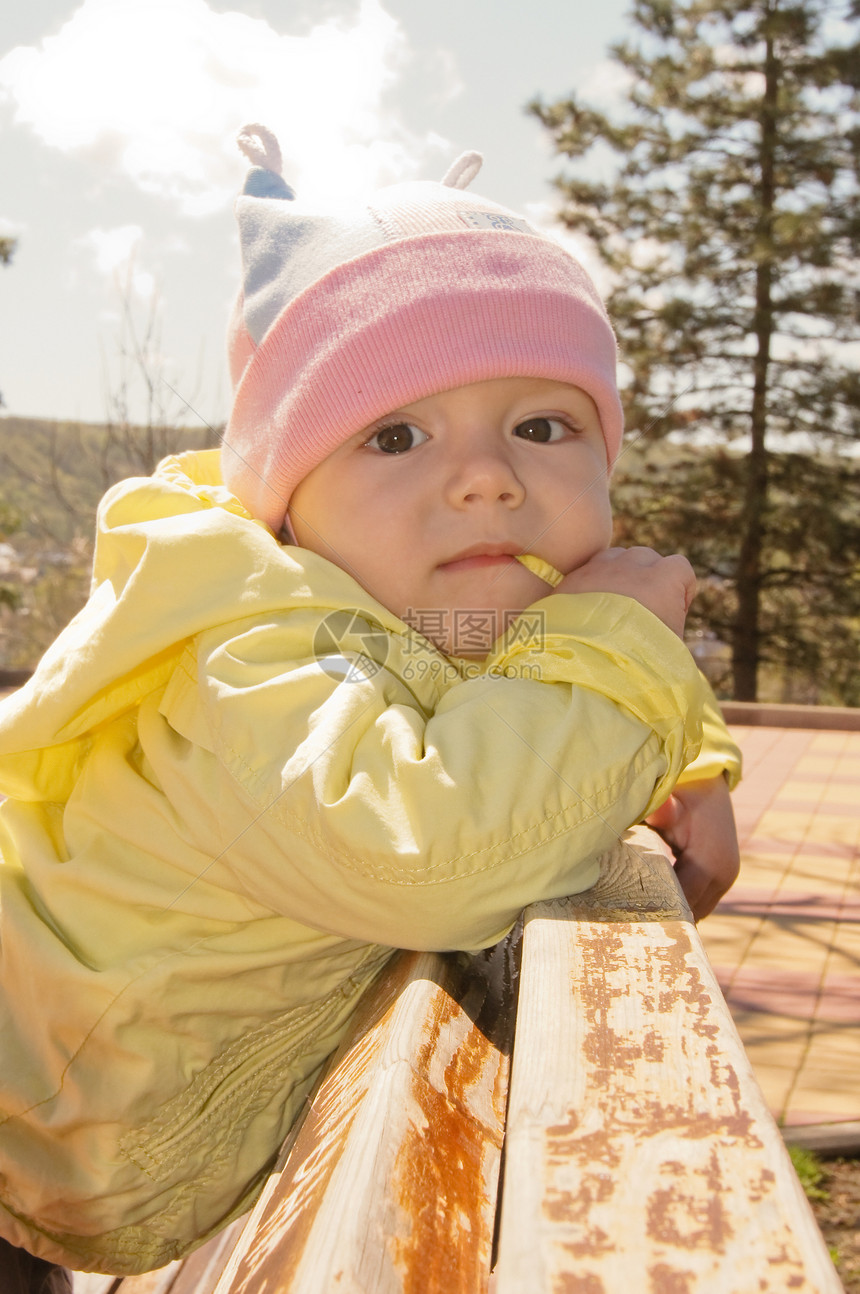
[222,124,623,531]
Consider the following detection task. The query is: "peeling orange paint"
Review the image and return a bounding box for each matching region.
[390,936,520,1294]
[647,1262,695,1293]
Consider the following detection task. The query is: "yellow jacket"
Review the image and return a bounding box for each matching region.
[0,451,739,1272]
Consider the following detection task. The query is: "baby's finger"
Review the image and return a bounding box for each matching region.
[673,855,720,922]
[662,553,698,610]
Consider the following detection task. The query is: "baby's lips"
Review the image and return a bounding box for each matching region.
[515,553,564,587]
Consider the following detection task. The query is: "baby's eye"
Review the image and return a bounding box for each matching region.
[366,422,428,454]
[513,416,570,443]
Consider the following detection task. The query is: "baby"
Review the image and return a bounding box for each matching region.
[0,125,739,1276]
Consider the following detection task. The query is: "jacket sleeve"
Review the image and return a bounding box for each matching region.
[152,592,706,952]
[674,676,742,789]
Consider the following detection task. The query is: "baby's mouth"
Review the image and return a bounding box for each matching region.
[438,542,521,573]
[439,553,518,573]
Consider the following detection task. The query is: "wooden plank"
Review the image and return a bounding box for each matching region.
[167,1218,248,1294]
[494,828,843,1294]
[213,935,519,1293]
[105,1262,182,1294]
[71,1276,120,1294]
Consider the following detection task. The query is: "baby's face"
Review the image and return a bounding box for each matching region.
[288,376,613,657]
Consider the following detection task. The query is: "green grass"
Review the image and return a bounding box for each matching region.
[788,1144,830,1203]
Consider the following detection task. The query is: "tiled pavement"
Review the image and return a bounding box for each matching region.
[699,724,860,1142]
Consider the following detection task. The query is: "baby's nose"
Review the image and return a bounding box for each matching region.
[446,447,525,508]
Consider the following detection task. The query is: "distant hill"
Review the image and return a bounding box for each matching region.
[0,414,221,670]
[0,414,220,545]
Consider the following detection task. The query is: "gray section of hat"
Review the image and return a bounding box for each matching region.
[237,198,389,345]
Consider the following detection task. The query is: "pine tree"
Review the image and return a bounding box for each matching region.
[531,0,859,701]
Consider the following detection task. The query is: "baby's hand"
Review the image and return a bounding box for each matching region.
[645,775,741,921]
[556,547,697,637]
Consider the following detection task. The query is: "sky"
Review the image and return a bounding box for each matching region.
[0,0,633,430]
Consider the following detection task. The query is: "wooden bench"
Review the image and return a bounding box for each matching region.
[75,829,841,1293]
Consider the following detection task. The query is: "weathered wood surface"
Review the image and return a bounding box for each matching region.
[89,828,841,1294]
[72,1275,122,1293]
[74,1264,182,1293]
[167,1220,247,1294]
[209,935,519,1294]
[493,829,843,1294]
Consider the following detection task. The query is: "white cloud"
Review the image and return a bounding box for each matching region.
[576,57,634,112]
[424,46,463,110]
[79,224,141,275]
[0,216,22,240]
[0,0,442,214]
[77,224,154,297]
